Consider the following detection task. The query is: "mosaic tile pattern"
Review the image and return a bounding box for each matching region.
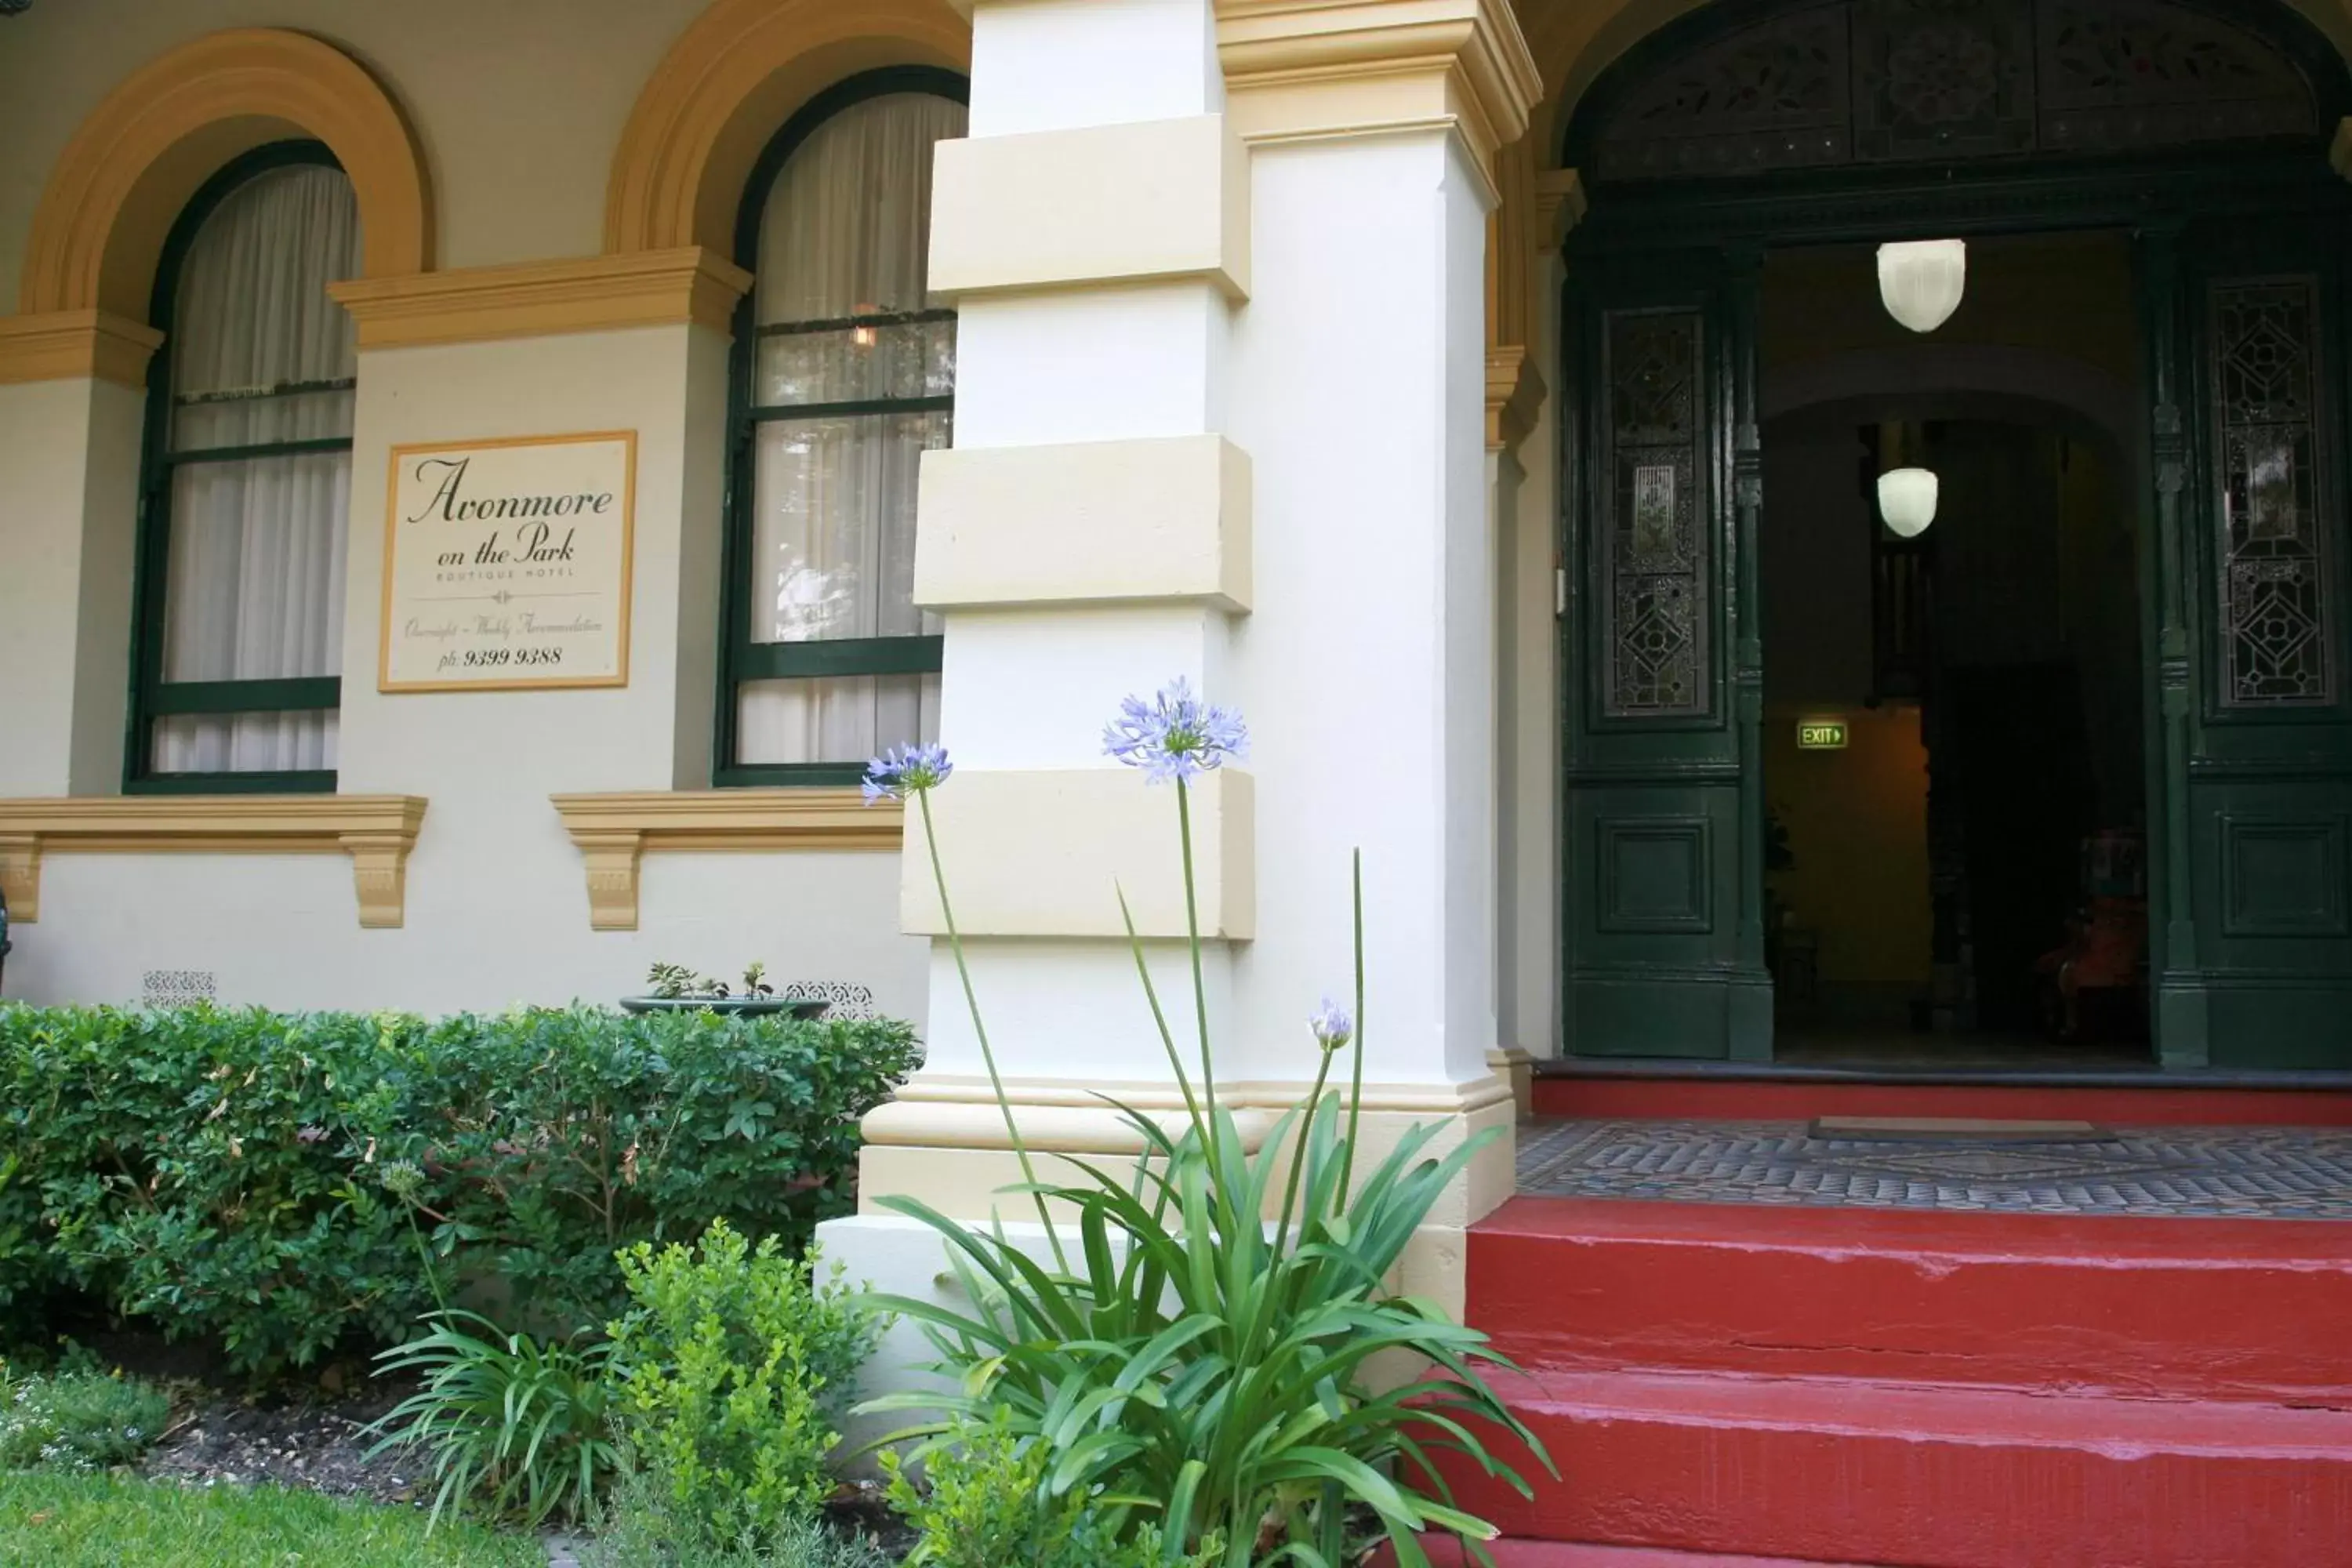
[1514,1119,2352,1220]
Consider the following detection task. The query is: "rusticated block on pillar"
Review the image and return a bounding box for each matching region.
[915,435,1253,612]
[929,115,1250,299]
[901,769,1254,939]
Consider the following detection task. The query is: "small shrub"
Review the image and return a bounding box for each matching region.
[886,1414,1191,1568]
[606,1220,880,1552]
[586,1467,895,1568]
[0,1004,920,1377]
[366,1311,621,1529]
[0,1364,172,1472]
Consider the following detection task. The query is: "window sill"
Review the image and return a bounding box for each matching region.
[0,794,429,928]
[549,789,903,931]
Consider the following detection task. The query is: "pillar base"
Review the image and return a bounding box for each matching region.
[854,1074,1518,1321]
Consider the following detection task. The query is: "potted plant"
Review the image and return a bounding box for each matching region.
[619,960,828,1020]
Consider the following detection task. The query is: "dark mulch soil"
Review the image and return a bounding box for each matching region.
[136,1376,430,1507]
[826,1481,919,1560]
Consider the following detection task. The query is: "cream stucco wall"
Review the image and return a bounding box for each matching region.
[0,307,931,1015]
[0,376,141,797]
[0,0,716,303]
[0,5,933,1020]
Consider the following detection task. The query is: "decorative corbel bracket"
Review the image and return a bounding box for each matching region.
[0,835,40,921]
[1486,343,1546,454]
[1534,167,1588,255]
[550,789,903,931]
[0,796,428,928]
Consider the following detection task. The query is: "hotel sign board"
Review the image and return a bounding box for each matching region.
[1796,719,1850,750]
[379,431,636,691]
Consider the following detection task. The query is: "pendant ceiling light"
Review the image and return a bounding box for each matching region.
[1877,466,1940,538]
[1878,239,1968,333]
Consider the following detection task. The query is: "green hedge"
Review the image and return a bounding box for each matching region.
[0,1004,920,1378]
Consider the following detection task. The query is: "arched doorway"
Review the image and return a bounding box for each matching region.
[1556,0,2352,1070]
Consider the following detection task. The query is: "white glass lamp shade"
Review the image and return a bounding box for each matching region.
[1878,239,1967,333]
[1878,466,1940,538]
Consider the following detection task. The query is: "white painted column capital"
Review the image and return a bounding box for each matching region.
[1214,0,1543,196]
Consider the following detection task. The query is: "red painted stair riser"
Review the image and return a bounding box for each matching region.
[1468,1198,2352,1406]
[1428,1367,2352,1568]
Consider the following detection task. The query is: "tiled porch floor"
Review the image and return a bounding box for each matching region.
[1514,1118,2352,1220]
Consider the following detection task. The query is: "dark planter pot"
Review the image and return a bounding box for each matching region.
[618,996,830,1021]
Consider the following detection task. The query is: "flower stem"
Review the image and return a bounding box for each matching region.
[1118,884,1208,1156]
[1273,1047,1336,1258]
[919,787,1067,1272]
[1338,848,1367,1207]
[1175,779,1222,1177]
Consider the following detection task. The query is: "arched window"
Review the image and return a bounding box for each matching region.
[129,143,359,793]
[716,70,969,785]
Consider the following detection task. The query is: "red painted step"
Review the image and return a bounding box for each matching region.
[1374,1541,1877,1567]
[1472,1197,2352,1406]
[1531,1073,2352,1126]
[1434,1367,2352,1568]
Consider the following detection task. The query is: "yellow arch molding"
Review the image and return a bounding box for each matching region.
[19,27,432,322]
[605,0,970,256]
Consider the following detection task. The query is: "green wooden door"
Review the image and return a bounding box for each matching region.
[2144,212,2352,1069]
[1561,247,1773,1060]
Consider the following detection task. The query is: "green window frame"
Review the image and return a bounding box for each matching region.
[713,67,970,789]
[124,140,352,796]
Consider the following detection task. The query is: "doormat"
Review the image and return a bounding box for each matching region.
[1808,1116,2114,1144]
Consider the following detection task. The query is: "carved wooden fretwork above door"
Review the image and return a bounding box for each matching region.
[1597,0,2321,180]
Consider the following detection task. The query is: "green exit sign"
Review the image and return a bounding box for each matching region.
[1797,720,1849,750]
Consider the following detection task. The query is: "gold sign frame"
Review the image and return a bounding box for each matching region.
[376,430,637,694]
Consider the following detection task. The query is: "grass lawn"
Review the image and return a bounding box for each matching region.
[0,1471,545,1566]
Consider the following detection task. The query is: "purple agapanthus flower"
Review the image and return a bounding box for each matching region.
[1308,999,1354,1054]
[863,743,954,804]
[1103,678,1248,784]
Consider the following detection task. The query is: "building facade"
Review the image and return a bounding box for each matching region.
[4,0,2352,1371]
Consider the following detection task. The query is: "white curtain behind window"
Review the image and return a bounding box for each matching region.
[154,162,359,775]
[736,91,965,767]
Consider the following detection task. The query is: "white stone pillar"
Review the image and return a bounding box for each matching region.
[851,0,1262,1211]
[1221,1,1543,1291]
[825,2,1542,1370]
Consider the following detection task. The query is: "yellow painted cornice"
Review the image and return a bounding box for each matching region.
[0,310,163,387]
[550,789,902,931]
[1215,0,1544,185]
[328,248,752,351]
[0,795,428,928]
